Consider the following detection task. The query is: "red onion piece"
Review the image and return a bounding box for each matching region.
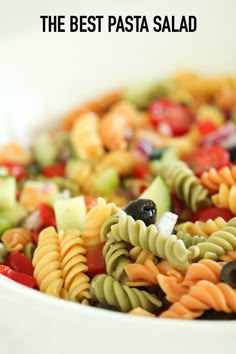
[200,122,236,148]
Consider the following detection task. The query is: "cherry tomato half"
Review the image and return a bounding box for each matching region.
[0,265,36,288]
[38,203,56,228]
[5,252,34,276]
[148,99,194,137]
[2,162,27,181]
[195,120,218,136]
[191,206,234,222]
[86,249,106,277]
[184,146,230,177]
[42,163,65,177]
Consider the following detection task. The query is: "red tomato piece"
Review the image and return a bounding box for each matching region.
[195,120,218,136]
[38,203,56,228]
[133,165,149,179]
[139,184,147,194]
[148,99,194,137]
[191,207,234,222]
[84,196,97,212]
[31,230,40,244]
[5,252,34,276]
[42,163,65,177]
[2,162,27,181]
[86,249,106,276]
[184,146,230,177]
[0,265,36,288]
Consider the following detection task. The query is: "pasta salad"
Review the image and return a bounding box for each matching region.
[0,69,236,320]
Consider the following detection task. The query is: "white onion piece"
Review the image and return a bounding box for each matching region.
[155,211,178,236]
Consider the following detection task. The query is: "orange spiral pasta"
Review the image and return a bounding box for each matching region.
[2,228,32,252]
[58,229,91,302]
[0,142,32,164]
[175,217,226,237]
[61,90,122,131]
[32,227,64,298]
[70,112,104,161]
[160,280,236,319]
[99,102,136,151]
[201,166,236,193]
[211,184,236,213]
[219,250,236,262]
[82,198,117,251]
[157,259,224,303]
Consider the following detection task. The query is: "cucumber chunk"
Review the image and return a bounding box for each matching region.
[139,176,171,220]
[33,133,58,167]
[0,176,16,209]
[0,202,27,227]
[94,168,119,196]
[54,196,86,231]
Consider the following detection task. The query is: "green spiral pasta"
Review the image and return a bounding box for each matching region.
[156,160,211,212]
[189,217,236,260]
[102,209,198,270]
[91,274,162,312]
[176,231,207,248]
[103,237,130,283]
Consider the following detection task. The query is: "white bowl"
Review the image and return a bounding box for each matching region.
[0,1,236,353]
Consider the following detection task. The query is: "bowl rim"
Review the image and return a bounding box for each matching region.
[1,275,236,328]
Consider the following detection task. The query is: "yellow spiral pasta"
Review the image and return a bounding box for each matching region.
[160,280,236,319]
[129,246,156,264]
[175,217,226,237]
[2,228,32,252]
[32,227,64,298]
[67,160,96,195]
[70,112,104,161]
[201,166,236,193]
[129,307,155,317]
[58,229,91,302]
[158,259,224,303]
[82,198,117,251]
[211,184,236,213]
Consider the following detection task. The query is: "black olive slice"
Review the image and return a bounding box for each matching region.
[124,199,157,226]
[220,261,236,288]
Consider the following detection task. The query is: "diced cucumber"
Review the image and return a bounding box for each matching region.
[139,176,171,220]
[33,133,58,167]
[0,176,16,209]
[94,168,119,196]
[161,147,177,163]
[0,218,11,237]
[0,202,27,227]
[54,196,86,231]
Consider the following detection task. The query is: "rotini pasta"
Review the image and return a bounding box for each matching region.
[32,227,64,297]
[155,160,211,212]
[2,228,32,252]
[58,229,91,302]
[160,280,236,319]
[175,217,226,237]
[211,184,236,213]
[129,246,156,264]
[200,166,236,193]
[90,274,162,312]
[82,198,117,251]
[70,112,104,161]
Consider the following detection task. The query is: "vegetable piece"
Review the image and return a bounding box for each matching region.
[42,163,65,177]
[86,249,106,276]
[199,122,236,148]
[0,218,11,236]
[220,261,236,288]
[0,202,27,227]
[94,168,119,196]
[156,211,178,235]
[124,199,157,226]
[195,120,217,136]
[84,196,97,212]
[0,265,36,288]
[184,146,230,177]
[198,310,236,320]
[132,165,149,180]
[149,99,194,137]
[54,196,86,231]
[5,252,34,276]
[139,176,171,220]
[2,162,27,181]
[33,133,58,167]
[191,206,234,222]
[38,203,56,228]
[0,176,16,209]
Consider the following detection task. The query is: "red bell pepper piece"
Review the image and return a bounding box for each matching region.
[5,252,34,276]
[0,265,36,288]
